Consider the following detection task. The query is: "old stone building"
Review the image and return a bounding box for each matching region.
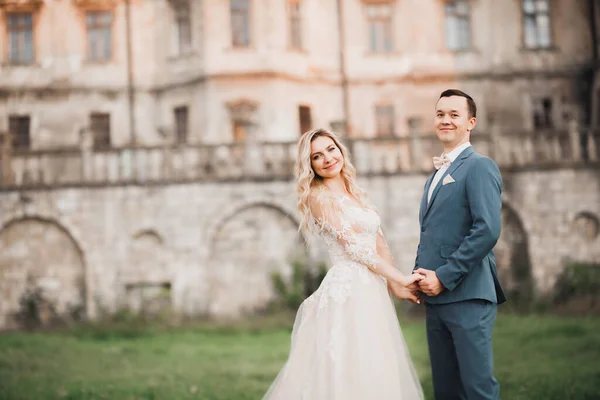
[0,0,599,329]
[0,0,597,146]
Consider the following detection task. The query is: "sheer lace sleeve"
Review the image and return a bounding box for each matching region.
[376,228,393,266]
[309,192,382,270]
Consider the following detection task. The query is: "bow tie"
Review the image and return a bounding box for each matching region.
[433,154,452,170]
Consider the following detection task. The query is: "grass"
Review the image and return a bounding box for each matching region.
[0,313,599,400]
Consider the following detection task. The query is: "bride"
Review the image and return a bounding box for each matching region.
[263,128,424,399]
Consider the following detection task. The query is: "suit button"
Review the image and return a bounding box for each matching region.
[421,227,426,232]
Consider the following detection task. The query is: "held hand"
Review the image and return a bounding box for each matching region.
[389,274,424,304]
[400,272,424,288]
[414,268,445,296]
[405,280,421,291]
[389,280,422,304]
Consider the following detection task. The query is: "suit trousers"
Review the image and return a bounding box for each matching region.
[425,299,501,400]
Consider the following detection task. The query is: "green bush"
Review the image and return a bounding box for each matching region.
[13,282,84,330]
[14,284,47,329]
[553,261,600,313]
[270,260,328,310]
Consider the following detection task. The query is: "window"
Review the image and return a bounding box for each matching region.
[366,4,393,53]
[86,11,113,61]
[7,13,34,64]
[231,0,251,47]
[531,97,553,129]
[375,105,395,136]
[289,0,302,50]
[573,212,600,241]
[125,282,172,315]
[445,1,471,51]
[8,115,31,150]
[233,121,249,142]
[90,113,111,149]
[227,99,257,142]
[522,0,551,49]
[173,2,192,55]
[407,117,423,136]
[174,106,189,143]
[298,105,312,135]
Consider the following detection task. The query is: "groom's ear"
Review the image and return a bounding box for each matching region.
[468,116,477,131]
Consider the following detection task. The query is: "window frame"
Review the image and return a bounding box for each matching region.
[521,0,553,50]
[374,104,396,137]
[89,112,111,149]
[85,9,114,62]
[444,0,473,52]
[230,0,252,48]
[172,0,193,56]
[288,0,303,50]
[5,11,35,65]
[364,2,394,54]
[174,105,189,144]
[8,114,31,150]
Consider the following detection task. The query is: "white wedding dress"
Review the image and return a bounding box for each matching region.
[263,189,424,399]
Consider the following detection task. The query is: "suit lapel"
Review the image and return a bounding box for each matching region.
[424,146,475,218]
[420,173,435,225]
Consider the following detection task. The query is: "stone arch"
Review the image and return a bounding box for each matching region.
[0,217,86,329]
[206,197,300,246]
[123,229,171,314]
[0,209,90,266]
[132,229,164,244]
[207,201,306,317]
[572,211,600,242]
[495,202,534,303]
[126,229,167,282]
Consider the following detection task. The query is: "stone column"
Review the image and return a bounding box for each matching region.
[588,129,598,161]
[244,122,263,178]
[568,119,581,162]
[0,131,12,185]
[408,119,423,172]
[489,122,503,167]
[551,133,562,162]
[79,127,94,181]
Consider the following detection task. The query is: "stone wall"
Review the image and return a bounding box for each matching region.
[500,167,600,292]
[0,165,598,328]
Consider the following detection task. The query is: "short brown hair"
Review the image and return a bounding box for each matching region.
[439,89,477,118]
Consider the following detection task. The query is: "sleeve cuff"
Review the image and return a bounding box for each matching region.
[435,263,465,292]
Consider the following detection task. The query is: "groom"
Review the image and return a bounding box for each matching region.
[413,89,506,400]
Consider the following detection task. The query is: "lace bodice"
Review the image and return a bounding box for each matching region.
[309,188,390,271]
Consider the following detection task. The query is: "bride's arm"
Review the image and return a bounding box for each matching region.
[376,228,394,266]
[377,228,422,303]
[309,195,420,287]
[376,228,396,291]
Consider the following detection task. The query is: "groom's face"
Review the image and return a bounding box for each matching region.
[435,96,476,148]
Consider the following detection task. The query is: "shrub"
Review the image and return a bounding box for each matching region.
[270,260,328,310]
[553,261,600,314]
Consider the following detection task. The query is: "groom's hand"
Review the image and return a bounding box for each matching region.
[414,268,445,296]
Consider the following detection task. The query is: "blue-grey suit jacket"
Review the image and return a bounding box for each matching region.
[415,146,507,305]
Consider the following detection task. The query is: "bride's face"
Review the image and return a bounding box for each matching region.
[310,135,344,179]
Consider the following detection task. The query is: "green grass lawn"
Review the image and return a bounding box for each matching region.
[0,313,599,400]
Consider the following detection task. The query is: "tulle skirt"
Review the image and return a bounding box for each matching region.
[263,262,424,400]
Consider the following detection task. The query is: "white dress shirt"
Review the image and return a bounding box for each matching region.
[427,142,472,204]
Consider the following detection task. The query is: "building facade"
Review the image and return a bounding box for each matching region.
[0,0,597,148]
[0,0,599,329]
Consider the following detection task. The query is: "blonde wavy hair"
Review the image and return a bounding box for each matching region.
[294,128,368,234]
